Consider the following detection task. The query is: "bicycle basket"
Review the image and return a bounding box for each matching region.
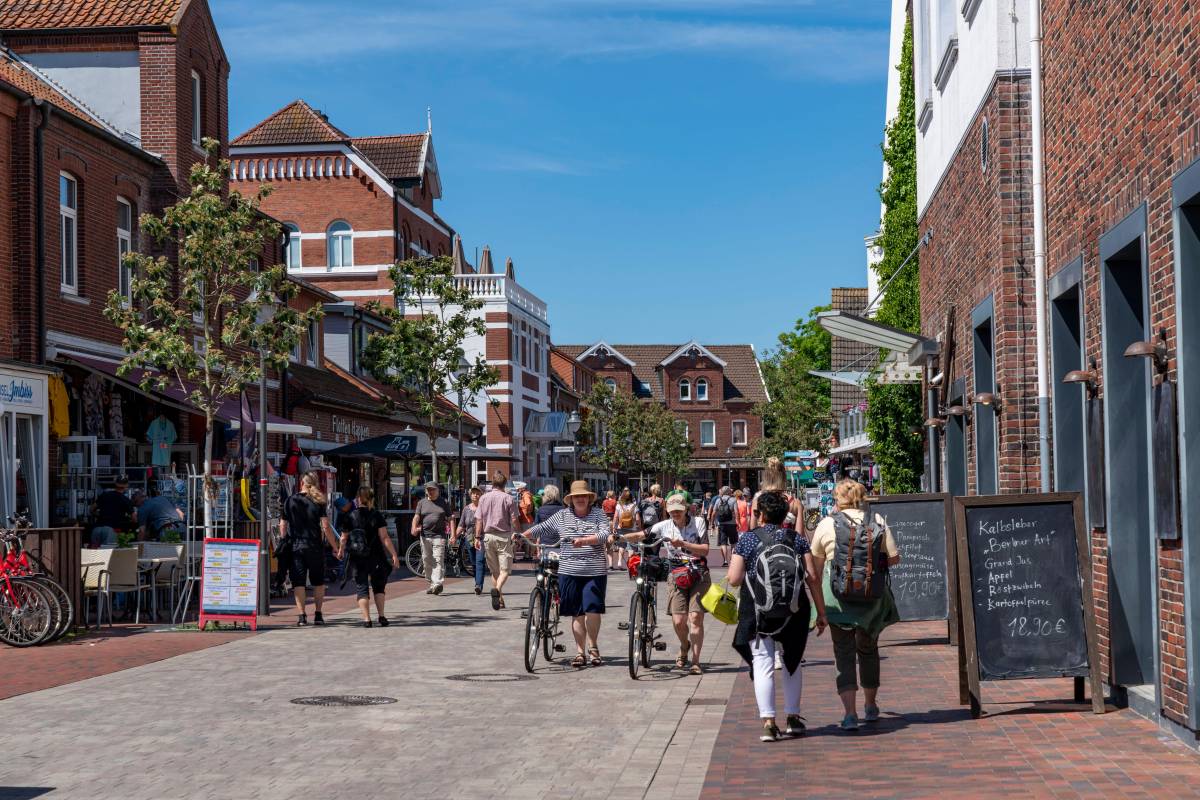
[638,555,669,583]
[540,551,560,575]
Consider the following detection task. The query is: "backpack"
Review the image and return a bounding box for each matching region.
[343,509,370,559]
[745,528,806,637]
[639,498,661,528]
[715,496,734,524]
[518,492,535,524]
[830,509,890,602]
[618,504,635,529]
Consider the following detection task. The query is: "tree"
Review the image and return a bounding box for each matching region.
[865,17,925,493]
[362,255,499,482]
[755,304,833,456]
[105,139,320,531]
[583,382,692,486]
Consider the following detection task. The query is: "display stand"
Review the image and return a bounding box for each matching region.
[198,537,259,631]
[172,466,235,624]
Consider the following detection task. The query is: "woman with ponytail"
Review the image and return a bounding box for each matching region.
[279,471,341,626]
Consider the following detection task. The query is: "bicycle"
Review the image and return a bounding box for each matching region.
[404,536,476,579]
[619,539,670,679]
[0,512,69,646]
[522,546,564,672]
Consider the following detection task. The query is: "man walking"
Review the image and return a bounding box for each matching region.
[476,471,519,610]
[412,483,455,595]
[709,486,739,567]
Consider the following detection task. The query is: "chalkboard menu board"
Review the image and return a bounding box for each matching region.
[869,494,952,623]
[953,493,1103,716]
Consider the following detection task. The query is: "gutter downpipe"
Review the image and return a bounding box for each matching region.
[34,99,51,365]
[1029,0,1052,492]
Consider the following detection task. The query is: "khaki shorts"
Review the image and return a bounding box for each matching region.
[666,570,712,616]
[484,532,514,576]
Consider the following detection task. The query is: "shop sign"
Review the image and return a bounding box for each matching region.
[0,374,38,407]
[332,414,371,443]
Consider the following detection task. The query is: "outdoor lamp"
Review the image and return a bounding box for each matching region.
[1124,329,1170,373]
[973,392,1002,412]
[1063,368,1098,395]
[946,404,970,418]
[565,410,582,438]
[924,417,946,430]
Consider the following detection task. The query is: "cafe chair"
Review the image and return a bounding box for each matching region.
[81,548,115,629]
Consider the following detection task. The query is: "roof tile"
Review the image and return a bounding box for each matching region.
[231,99,349,147]
[351,134,426,180]
[0,53,94,125]
[0,0,185,30]
[555,343,768,404]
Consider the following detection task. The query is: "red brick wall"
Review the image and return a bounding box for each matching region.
[1041,0,1200,726]
[918,75,1038,496]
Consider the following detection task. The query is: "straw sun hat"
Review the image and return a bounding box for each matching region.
[563,480,596,501]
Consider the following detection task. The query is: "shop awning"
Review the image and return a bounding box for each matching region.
[61,354,312,435]
[817,310,928,352]
[808,370,870,387]
[322,431,519,461]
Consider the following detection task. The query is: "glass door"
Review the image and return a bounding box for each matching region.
[16,415,44,527]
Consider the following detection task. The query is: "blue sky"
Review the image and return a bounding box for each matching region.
[211,0,891,355]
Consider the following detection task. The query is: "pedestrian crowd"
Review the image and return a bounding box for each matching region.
[275,455,900,742]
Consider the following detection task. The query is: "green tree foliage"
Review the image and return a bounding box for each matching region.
[362,255,499,481]
[755,304,833,455]
[583,382,692,485]
[105,139,321,529]
[866,17,925,493]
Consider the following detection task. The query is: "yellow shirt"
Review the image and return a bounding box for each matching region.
[810,508,899,564]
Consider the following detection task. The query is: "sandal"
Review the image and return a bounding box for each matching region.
[588,648,602,667]
[689,664,703,676]
[571,653,586,669]
[675,656,687,670]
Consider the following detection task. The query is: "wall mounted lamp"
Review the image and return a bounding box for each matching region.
[973,391,1002,412]
[1062,369,1098,394]
[924,417,946,430]
[946,404,971,418]
[1123,328,1170,374]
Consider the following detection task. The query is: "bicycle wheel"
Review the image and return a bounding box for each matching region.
[405,540,424,577]
[628,592,644,679]
[542,583,559,662]
[524,587,543,673]
[32,576,71,641]
[0,578,55,647]
[641,597,655,669]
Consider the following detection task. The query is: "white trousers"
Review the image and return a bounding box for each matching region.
[750,636,803,718]
[421,537,446,586]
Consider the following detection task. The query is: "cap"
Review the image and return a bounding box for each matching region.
[665,496,687,513]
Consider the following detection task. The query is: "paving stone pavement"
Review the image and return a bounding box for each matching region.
[0,566,740,800]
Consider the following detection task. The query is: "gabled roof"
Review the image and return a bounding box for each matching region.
[231,99,348,147]
[557,343,768,404]
[352,134,426,181]
[0,0,188,30]
[575,341,636,367]
[660,341,727,369]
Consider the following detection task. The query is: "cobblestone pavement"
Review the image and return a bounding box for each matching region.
[701,621,1200,799]
[0,566,739,800]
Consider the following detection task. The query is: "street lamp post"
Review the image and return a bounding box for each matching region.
[564,410,582,482]
[454,356,469,510]
[725,448,732,489]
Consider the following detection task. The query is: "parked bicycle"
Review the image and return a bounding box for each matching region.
[522,546,564,672]
[404,536,476,579]
[0,512,68,647]
[619,539,670,679]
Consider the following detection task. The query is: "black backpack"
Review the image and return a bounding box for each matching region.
[715,496,735,524]
[639,498,661,528]
[830,509,890,602]
[745,527,806,637]
[343,508,370,559]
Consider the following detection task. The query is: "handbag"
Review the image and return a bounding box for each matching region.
[701,577,739,625]
[670,564,697,590]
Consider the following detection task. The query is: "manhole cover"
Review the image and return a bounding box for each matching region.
[291,695,397,707]
[687,698,727,706]
[445,673,538,683]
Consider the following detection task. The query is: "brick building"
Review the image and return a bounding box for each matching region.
[909,0,1200,744]
[556,342,767,493]
[231,104,554,489]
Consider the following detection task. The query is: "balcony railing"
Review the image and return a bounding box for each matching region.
[448,275,548,323]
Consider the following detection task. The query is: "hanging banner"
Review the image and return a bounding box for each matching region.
[199,537,259,630]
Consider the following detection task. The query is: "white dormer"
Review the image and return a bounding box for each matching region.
[578,341,636,367]
[659,341,727,369]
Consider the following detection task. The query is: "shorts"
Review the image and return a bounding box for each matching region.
[289,547,325,588]
[353,558,391,599]
[558,573,608,617]
[717,523,739,547]
[667,570,712,615]
[484,532,514,576]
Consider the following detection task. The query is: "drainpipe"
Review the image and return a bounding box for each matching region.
[34,99,51,365]
[1029,0,1052,492]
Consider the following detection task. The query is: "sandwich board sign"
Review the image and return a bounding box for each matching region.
[199,537,260,630]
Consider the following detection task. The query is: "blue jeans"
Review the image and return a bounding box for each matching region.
[91,526,117,547]
[474,540,486,590]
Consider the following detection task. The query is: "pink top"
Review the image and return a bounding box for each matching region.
[476,487,516,533]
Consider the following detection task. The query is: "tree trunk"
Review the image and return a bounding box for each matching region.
[428,411,439,488]
[203,413,214,535]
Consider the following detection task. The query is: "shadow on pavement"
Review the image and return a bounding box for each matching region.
[0,789,55,799]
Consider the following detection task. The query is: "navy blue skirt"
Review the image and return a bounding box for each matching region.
[558,573,608,617]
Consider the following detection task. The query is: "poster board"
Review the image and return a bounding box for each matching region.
[953,493,1103,717]
[868,493,956,638]
[199,537,259,630]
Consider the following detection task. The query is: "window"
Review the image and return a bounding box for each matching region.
[327,221,353,268]
[117,197,133,303]
[678,378,691,401]
[915,0,934,131]
[604,378,617,391]
[306,319,319,365]
[732,420,748,447]
[696,377,708,401]
[190,70,202,145]
[284,223,302,269]
[700,420,716,447]
[59,173,78,293]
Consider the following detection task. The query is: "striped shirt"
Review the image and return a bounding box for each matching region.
[525,507,611,577]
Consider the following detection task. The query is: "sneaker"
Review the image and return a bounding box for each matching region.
[432,584,443,595]
[785,715,806,737]
[378,616,390,627]
[296,614,308,627]
[490,588,502,610]
[313,612,325,626]
[840,713,860,732]
[863,705,881,723]
[774,651,784,671]
[426,587,436,595]
[760,720,781,742]
[361,619,373,629]
[475,586,482,596]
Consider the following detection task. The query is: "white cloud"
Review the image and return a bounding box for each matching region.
[215,0,886,82]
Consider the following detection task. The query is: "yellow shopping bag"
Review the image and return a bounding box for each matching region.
[701,577,739,625]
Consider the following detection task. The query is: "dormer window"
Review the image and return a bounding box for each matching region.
[696,377,708,401]
[604,378,617,391]
[678,379,691,402]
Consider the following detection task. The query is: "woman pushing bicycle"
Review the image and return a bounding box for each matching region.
[520,480,613,668]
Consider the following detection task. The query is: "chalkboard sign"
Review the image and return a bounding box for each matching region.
[953,493,1103,716]
[868,494,952,624]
